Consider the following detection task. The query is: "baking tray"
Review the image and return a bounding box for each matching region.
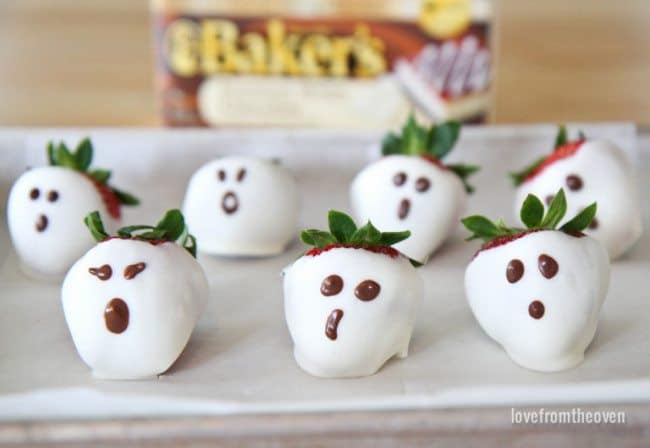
[0,124,648,421]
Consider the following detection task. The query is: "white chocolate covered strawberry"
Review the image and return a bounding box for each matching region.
[511,126,642,259]
[462,190,610,372]
[183,156,299,256]
[62,210,208,380]
[283,211,423,378]
[7,139,139,279]
[351,116,478,264]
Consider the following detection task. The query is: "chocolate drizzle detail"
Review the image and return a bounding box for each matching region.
[325,309,344,340]
[124,262,146,280]
[506,259,524,283]
[393,172,407,187]
[398,198,410,220]
[355,280,381,301]
[566,174,583,191]
[35,214,48,232]
[528,300,545,319]
[236,168,247,182]
[545,195,554,206]
[415,177,431,192]
[321,274,343,296]
[89,264,112,281]
[104,298,129,334]
[221,191,239,214]
[538,254,559,279]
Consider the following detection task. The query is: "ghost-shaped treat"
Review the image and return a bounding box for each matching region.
[183,156,299,256]
[351,116,478,264]
[283,211,423,378]
[7,139,139,279]
[62,210,208,379]
[462,190,610,372]
[511,126,642,259]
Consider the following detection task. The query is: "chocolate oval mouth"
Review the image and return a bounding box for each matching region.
[325,309,344,340]
[105,298,129,334]
[528,300,545,319]
[398,198,410,220]
[221,191,239,215]
[35,214,48,232]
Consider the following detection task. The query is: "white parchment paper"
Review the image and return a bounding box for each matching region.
[0,124,648,421]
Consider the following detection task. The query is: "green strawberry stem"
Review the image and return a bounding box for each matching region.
[301,210,422,265]
[84,209,197,258]
[301,210,410,249]
[381,113,479,193]
[461,188,597,243]
[47,137,139,207]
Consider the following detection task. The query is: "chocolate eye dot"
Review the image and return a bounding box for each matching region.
[545,195,554,206]
[236,168,247,182]
[47,190,59,202]
[538,254,559,279]
[566,174,583,191]
[589,217,599,230]
[393,172,407,187]
[321,274,343,296]
[217,169,226,181]
[415,177,431,192]
[355,280,380,301]
[506,259,524,283]
[29,188,40,200]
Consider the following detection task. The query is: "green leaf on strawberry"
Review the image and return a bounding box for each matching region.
[301,210,411,254]
[461,188,597,243]
[84,209,198,258]
[46,137,140,209]
[84,211,110,242]
[380,114,479,193]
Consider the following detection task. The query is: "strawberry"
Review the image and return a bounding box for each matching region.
[461,190,610,372]
[351,114,479,264]
[63,209,206,379]
[283,210,423,377]
[511,125,643,259]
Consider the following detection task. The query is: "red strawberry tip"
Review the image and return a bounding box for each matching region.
[83,174,122,220]
[475,228,586,257]
[305,243,402,259]
[524,139,585,182]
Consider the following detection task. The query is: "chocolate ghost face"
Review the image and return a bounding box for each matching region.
[465,230,610,372]
[284,247,423,378]
[183,156,299,256]
[7,167,116,279]
[351,155,466,263]
[62,238,208,379]
[515,140,643,259]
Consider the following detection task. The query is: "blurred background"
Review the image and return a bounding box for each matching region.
[0,0,648,127]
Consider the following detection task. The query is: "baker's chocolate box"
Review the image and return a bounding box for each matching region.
[151,0,493,128]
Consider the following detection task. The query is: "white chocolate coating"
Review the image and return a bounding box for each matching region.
[183,157,299,256]
[515,140,643,259]
[284,247,423,378]
[62,238,208,379]
[351,155,467,263]
[7,166,117,279]
[465,230,610,372]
